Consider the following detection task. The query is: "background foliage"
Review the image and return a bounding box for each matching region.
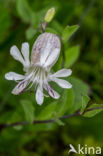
[0,0,103,155]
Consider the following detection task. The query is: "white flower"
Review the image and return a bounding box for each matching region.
[5,33,72,105]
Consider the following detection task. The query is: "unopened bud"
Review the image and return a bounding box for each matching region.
[44,7,55,23]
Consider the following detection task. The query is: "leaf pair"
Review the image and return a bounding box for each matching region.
[80,95,103,117]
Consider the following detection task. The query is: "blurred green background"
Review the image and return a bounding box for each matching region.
[0,0,103,155]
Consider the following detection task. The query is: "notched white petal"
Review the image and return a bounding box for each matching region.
[36,86,44,105]
[10,46,25,65]
[5,72,25,81]
[12,80,28,95]
[21,42,30,67]
[52,78,72,89]
[51,69,72,78]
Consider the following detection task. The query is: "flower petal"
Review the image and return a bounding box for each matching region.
[51,69,72,78]
[5,72,25,81]
[12,80,28,95]
[10,46,25,66]
[36,86,44,105]
[52,78,72,89]
[21,42,30,67]
[43,48,60,68]
[45,84,60,99]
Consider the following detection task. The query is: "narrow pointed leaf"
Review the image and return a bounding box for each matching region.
[84,104,103,117]
[80,95,90,114]
[62,25,79,43]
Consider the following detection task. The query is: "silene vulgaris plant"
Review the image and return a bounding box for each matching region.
[5,33,72,105]
[5,8,72,105]
[4,8,103,125]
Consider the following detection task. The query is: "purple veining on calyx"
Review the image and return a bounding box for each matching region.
[18,80,27,88]
[46,84,55,97]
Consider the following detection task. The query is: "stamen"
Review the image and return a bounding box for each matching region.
[25,66,48,92]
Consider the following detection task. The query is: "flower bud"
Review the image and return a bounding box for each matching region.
[44,8,55,23]
[31,32,61,69]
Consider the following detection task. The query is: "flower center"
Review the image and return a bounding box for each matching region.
[29,66,48,88]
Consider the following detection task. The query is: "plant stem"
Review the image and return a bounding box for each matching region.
[0,106,103,131]
[40,21,48,33]
[0,111,80,131]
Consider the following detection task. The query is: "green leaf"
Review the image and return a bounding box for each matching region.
[45,27,57,34]
[16,0,33,23]
[62,25,79,43]
[21,100,35,123]
[56,89,74,116]
[55,118,65,126]
[68,77,90,113]
[26,27,37,40]
[65,45,80,68]
[37,102,57,120]
[84,104,103,117]
[80,95,90,114]
[13,125,23,131]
